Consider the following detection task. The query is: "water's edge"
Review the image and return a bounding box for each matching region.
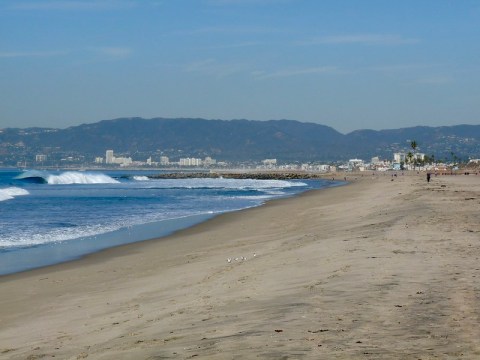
[0,213,215,276]
[0,180,345,276]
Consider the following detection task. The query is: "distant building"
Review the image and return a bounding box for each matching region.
[414,153,425,161]
[262,159,277,166]
[204,157,216,166]
[394,152,406,163]
[369,156,391,171]
[115,157,132,166]
[105,150,132,166]
[35,154,47,162]
[106,150,114,164]
[318,164,332,172]
[393,152,424,164]
[95,157,104,164]
[179,158,202,166]
[392,163,402,170]
[348,159,364,171]
[300,163,332,172]
[160,156,169,166]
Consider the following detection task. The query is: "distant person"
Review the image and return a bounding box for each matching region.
[427,173,431,182]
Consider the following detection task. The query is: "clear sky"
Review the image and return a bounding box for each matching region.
[1,0,479,133]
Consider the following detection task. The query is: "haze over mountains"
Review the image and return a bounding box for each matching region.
[1,118,479,164]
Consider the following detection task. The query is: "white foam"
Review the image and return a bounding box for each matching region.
[0,210,214,249]
[0,223,118,248]
[0,187,30,202]
[234,195,274,200]
[146,178,307,190]
[46,172,119,185]
[133,176,150,181]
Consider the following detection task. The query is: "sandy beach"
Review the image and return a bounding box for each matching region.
[1,173,479,359]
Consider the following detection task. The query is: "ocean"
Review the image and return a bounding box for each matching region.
[0,169,342,275]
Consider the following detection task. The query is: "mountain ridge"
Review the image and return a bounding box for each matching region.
[1,117,479,164]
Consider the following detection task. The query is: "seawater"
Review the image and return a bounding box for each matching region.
[0,169,343,275]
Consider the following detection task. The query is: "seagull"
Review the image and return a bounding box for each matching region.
[227,258,232,263]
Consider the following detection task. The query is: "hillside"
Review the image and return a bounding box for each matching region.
[1,118,479,164]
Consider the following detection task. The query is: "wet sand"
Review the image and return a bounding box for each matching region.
[1,173,479,359]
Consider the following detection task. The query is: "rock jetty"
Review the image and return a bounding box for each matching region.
[148,172,332,180]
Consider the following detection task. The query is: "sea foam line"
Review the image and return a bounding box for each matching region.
[140,178,307,190]
[0,187,30,202]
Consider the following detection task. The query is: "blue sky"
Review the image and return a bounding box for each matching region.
[1,0,479,133]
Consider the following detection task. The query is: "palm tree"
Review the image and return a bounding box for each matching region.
[410,140,417,153]
[406,152,414,170]
[410,140,419,170]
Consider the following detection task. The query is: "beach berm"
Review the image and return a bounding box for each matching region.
[1,173,479,359]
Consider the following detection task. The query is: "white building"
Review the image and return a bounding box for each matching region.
[300,164,332,172]
[394,152,406,163]
[115,157,132,166]
[160,156,169,166]
[95,157,104,164]
[415,153,425,161]
[371,156,381,164]
[262,159,277,166]
[179,158,202,166]
[105,150,132,166]
[318,164,333,172]
[204,157,216,166]
[394,152,424,164]
[348,159,364,170]
[35,154,47,162]
[105,150,114,164]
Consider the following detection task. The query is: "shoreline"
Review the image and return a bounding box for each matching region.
[0,212,217,276]
[1,174,480,359]
[0,178,342,276]
[0,181,349,277]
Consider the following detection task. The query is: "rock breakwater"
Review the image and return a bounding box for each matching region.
[148,172,332,180]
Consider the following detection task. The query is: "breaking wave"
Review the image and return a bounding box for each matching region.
[15,171,119,185]
[0,187,30,202]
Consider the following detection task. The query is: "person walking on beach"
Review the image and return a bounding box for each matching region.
[427,173,431,182]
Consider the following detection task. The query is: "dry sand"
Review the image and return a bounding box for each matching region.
[1,173,479,359]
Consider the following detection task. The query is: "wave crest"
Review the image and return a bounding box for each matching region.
[15,170,119,185]
[47,172,119,184]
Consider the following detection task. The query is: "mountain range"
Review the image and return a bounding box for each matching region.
[1,117,479,164]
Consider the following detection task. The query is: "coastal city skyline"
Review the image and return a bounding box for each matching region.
[2,118,479,168]
[2,0,480,133]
